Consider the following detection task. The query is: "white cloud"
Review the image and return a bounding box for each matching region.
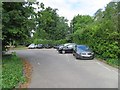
[36,0,112,24]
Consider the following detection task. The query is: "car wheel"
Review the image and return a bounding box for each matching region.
[62,50,65,54]
[76,56,79,59]
[73,53,75,56]
[58,50,62,53]
[75,54,79,59]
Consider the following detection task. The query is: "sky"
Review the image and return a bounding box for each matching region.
[35,0,112,24]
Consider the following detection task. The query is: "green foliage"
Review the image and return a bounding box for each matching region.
[54,39,67,45]
[2,54,25,89]
[34,39,52,44]
[0,2,2,40]
[71,2,120,67]
[71,15,93,33]
[107,59,118,67]
[34,3,69,40]
[34,39,67,45]
[2,2,36,50]
[2,2,69,50]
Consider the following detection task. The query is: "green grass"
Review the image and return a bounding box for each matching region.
[96,55,119,68]
[2,54,25,89]
[12,45,27,50]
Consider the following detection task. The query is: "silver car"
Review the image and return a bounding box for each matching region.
[28,44,36,49]
[73,45,94,60]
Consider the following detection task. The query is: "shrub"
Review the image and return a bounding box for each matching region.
[34,39,67,45]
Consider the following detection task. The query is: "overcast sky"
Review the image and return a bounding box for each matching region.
[36,0,112,23]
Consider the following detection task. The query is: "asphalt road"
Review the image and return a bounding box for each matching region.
[14,49,118,88]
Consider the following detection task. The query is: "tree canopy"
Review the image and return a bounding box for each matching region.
[33,3,69,41]
[2,2,36,48]
[70,2,120,66]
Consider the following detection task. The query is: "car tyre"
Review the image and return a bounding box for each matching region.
[73,53,75,56]
[75,56,79,59]
[75,54,79,59]
[62,50,65,54]
[58,51,62,54]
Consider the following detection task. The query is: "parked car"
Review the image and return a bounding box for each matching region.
[44,44,53,48]
[57,44,64,50]
[58,43,76,54]
[53,44,60,49]
[36,44,44,49]
[73,45,94,60]
[28,44,36,49]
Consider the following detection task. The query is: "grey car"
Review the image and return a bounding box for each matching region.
[73,45,94,60]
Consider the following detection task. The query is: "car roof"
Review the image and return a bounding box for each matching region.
[64,43,76,46]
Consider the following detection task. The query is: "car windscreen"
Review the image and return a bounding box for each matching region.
[29,44,35,46]
[77,45,90,51]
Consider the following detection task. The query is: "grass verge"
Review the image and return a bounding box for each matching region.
[9,46,27,50]
[19,58,32,88]
[96,55,119,69]
[2,53,25,89]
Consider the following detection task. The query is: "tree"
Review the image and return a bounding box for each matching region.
[70,15,93,44]
[70,2,120,66]
[33,3,69,41]
[2,2,36,49]
[0,2,2,39]
[71,15,93,33]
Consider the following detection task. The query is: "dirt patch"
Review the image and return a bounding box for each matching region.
[19,58,32,88]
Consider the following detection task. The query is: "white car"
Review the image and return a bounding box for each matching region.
[28,44,36,49]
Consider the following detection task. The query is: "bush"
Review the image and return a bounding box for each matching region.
[72,23,119,67]
[54,39,67,45]
[34,39,67,45]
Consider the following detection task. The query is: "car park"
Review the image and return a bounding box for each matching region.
[54,44,64,50]
[58,43,76,54]
[73,45,94,60]
[36,44,44,49]
[44,44,53,48]
[53,44,60,49]
[28,44,36,49]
